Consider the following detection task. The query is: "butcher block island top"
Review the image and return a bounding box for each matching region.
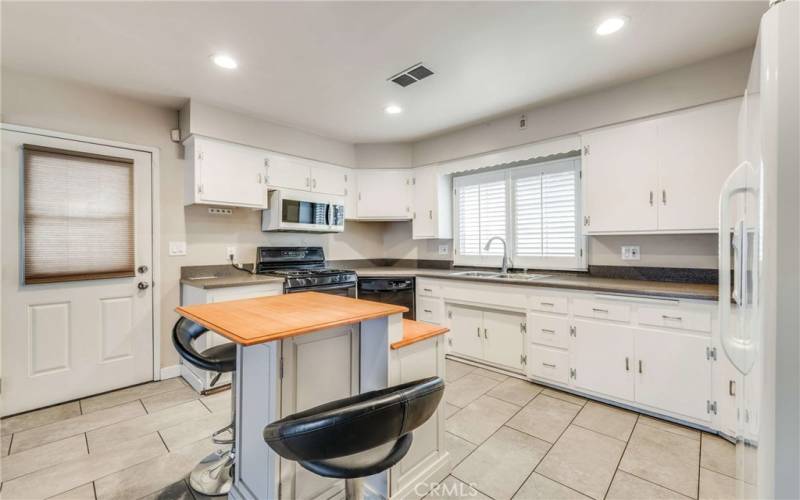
[176,291,407,346]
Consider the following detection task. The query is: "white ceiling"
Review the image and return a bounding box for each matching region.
[1,2,765,143]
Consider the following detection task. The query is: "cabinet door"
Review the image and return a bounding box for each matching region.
[447,304,484,360]
[197,138,267,208]
[582,120,659,233]
[714,342,742,438]
[311,164,348,196]
[266,155,311,191]
[571,320,635,400]
[280,326,358,500]
[635,330,711,422]
[656,99,739,231]
[482,310,525,371]
[356,170,411,219]
[412,167,437,238]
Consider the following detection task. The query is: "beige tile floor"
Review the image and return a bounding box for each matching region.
[0,360,737,500]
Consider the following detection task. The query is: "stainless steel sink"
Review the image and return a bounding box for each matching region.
[448,271,550,280]
[448,271,501,278]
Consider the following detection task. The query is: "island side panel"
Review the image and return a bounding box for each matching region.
[388,335,449,499]
[230,342,280,500]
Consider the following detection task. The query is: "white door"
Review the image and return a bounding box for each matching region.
[447,304,483,360]
[482,310,525,371]
[196,137,266,208]
[1,129,154,416]
[582,120,659,233]
[635,329,712,422]
[280,327,359,500]
[412,166,436,238]
[570,320,635,400]
[714,339,742,438]
[356,170,411,219]
[656,99,739,231]
[266,154,311,192]
[310,165,348,196]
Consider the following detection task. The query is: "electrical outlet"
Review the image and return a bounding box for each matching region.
[226,246,238,262]
[438,244,450,256]
[169,241,186,256]
[208,207,232,215]
[621,245,641,261]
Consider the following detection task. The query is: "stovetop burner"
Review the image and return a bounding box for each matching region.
[255,246,357,291]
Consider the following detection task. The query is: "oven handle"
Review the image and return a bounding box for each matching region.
[288,282,356,293]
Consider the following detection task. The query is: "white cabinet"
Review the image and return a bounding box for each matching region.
[570,320,635,401]
[310,164,348,196]
[582,120,659,233]
[356,170,412,220]
[656,99,739,231]
[447,304,525,372]
[634,329,712,422]
[411,166,453,239]
[266,154,350,197]
[180,281,284,393]
[184,136,268,208]
[581,98,739,234]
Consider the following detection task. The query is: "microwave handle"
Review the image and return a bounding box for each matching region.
[326,204,333,226]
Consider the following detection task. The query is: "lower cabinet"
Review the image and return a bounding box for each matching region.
[570,320,636,401]
[447,304,526,372]
[634,330,711,422]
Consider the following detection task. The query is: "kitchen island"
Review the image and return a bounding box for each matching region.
[176,292,449,500]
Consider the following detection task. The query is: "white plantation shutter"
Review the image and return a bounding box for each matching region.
[454,157,584,270]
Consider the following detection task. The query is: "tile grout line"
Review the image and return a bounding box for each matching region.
[697,432,703,499]
[621,470,697,499]
[92,480,98,500]
[602,413,639,500]
[7,433,14,456]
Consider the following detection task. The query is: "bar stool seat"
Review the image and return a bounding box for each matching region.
[172,317,237,496]
[263,377,444,499]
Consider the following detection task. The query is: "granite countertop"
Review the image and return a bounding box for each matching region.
[180,264,285,290]
[353,267,719,301]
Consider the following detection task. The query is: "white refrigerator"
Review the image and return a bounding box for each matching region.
[718,1,799,498]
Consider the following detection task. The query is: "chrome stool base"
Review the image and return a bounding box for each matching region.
[189,448,234,496]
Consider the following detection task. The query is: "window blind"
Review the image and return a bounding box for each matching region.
[455,174,506,258]
[514,168,578,258]
[23,145,135,284]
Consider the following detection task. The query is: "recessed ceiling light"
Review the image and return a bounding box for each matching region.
[385,104,403,115]
[595,17,627,36]
[212,54,238,69]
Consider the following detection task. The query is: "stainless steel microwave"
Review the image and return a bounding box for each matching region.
[261,190,345,233]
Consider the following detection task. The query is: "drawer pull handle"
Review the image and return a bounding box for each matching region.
[540,302,555,306]
[729,380,736,396]
[661,314,682,321]
[476,327,481,338]
[592,308,609,313]
[484,328,488,339]
[638,360,643,374]
[542,362,557,368]
[423,309,432,313]
[541,328,556,334]
[625,357,630,371]
[423,288,433,292]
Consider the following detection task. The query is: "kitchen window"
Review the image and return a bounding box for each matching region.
[453,156,586,271]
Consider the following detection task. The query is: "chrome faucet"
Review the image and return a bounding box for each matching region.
[484,236,510,274]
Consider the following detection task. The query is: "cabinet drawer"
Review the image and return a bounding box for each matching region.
[638,307,711,333]
[528,314,570,349]
[417,297,443,324]
[417,280,442,298]
[573,299,631,323]
[529,345,570,384]
[529,295,568,315]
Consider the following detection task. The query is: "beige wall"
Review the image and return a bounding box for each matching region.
[588,235,719,269]
[0,70,386,370]
[354,143,413,169]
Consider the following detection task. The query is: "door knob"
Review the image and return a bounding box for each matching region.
[137,265,149,274]
[137,282,150,290]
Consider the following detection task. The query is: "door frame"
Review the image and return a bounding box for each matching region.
[1,122,163,381]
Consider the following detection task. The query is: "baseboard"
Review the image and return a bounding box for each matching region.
[159,364,181,380]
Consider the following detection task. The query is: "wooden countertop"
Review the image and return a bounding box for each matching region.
[391,319,449,350]
[176,292,407,346]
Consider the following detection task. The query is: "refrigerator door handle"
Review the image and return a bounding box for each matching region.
[718,161,757,375]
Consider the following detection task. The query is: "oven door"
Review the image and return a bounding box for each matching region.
[288,282,356,298]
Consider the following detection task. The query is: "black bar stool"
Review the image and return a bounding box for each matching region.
[173,317,237,496]
[263,376,444,500]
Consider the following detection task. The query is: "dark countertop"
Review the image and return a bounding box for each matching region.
[353,267,719,302]
[180,264,285,290]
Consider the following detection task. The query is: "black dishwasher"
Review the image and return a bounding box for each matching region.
[357,278,415,320]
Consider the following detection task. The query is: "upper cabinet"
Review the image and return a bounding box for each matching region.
[411,165,453,240]
[266,155,349,197]
[184,136,268,208]
[356,170,412,220]
[581,98,739,234]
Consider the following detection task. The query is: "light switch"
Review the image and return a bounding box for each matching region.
[621,245,641,261]
[169,241,187,256]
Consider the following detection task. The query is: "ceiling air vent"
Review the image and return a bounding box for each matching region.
[389,63,434,87]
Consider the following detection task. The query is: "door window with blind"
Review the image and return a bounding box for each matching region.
[453,157,585,270]
[23,145,135,284]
